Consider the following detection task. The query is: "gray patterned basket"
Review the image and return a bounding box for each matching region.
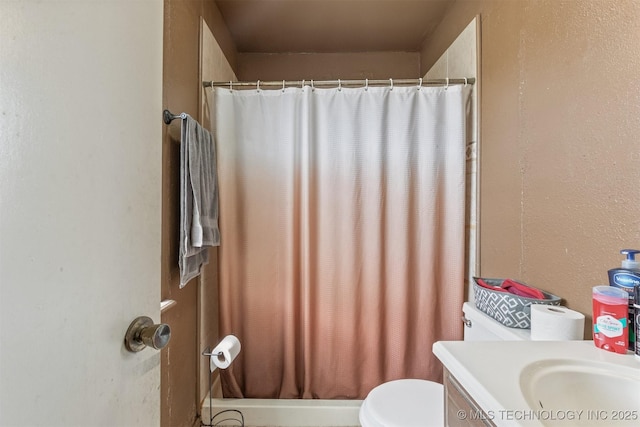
[472,277,562,329]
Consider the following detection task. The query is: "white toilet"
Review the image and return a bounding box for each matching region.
[358,302,531,426]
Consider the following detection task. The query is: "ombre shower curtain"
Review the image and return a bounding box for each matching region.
[213,84,469,399]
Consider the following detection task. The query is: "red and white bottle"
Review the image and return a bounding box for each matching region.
[592,285,628,354]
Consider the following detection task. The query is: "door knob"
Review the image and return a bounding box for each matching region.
[124,316,171,352]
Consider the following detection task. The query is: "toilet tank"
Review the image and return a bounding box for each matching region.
[462,302,531,341]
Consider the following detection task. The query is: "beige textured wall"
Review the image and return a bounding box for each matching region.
[421,0,640,329]
[162,1,237,426]
[237,51,420,80]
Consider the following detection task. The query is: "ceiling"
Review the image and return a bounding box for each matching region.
[214,0,454,53]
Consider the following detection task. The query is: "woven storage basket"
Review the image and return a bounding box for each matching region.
[472,277,561,329]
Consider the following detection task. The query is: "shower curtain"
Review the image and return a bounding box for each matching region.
[213,84,469,399]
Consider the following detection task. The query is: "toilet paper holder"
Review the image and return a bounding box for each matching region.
[202,347,221,356]
[202,347,224,358]
[201,345,245,426]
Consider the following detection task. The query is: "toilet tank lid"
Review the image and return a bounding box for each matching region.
[463,302,531,341]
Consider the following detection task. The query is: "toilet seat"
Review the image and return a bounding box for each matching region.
[359,379,444,427]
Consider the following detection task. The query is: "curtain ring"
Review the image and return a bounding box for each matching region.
[229,81,233,91]
[282,80,286,92]
[464,77,468,86]
[338,79,342,91]
[301,79,305,89]
[365,78,369,91]
[311,79,315,91]
[445,78,449,89]
[389,78,393,90]
[418,77,423,90]
[257,80,261,92]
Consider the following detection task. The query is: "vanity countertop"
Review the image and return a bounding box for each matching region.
[433,340,640,426]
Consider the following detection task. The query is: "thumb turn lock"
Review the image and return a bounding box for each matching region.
[124,316,171,352]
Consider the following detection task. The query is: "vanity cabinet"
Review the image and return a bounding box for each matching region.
[444,368,497,427]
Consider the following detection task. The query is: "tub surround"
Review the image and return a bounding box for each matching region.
[434,340,640,426]
[201,397,361,427]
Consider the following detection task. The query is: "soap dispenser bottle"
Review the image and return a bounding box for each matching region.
[608,249,640,349]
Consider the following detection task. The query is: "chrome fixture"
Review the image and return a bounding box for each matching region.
[124,316,171,352]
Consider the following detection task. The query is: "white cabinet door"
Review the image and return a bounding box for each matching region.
[0,1,163,426]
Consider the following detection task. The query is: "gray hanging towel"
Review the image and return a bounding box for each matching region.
[179,114,220,288]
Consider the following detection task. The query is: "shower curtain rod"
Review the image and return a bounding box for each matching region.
[203,77,475,90]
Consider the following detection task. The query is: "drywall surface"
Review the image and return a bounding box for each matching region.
[422,0,640,328]
[237,52,420,81]
[161,1,236,426]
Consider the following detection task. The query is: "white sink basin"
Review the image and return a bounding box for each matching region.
[520,358,640,425]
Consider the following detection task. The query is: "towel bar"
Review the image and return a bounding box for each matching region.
[163,109,187,124]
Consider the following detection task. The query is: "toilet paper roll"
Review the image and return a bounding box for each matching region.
[210,335,241,372]
[530,304,585,341]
